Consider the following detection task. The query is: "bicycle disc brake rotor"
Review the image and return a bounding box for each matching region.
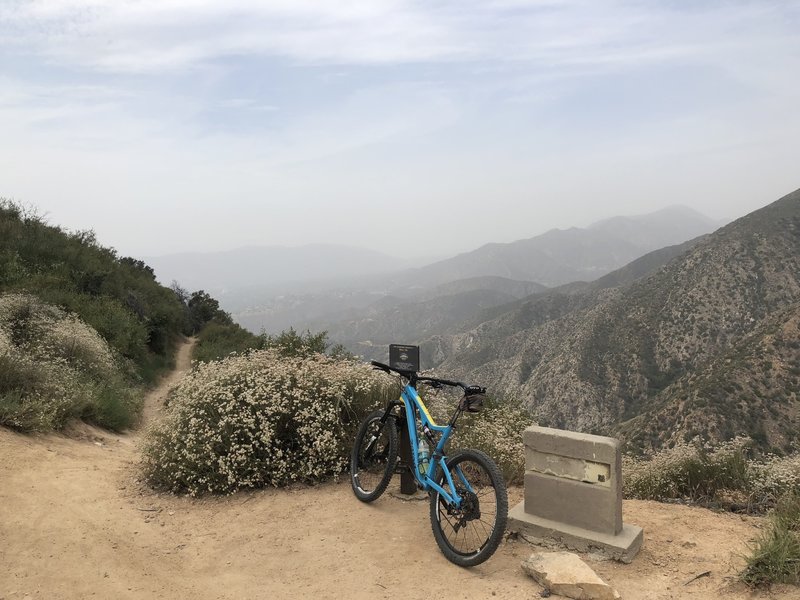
[450,488,480,532]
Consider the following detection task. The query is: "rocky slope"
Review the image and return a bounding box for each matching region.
[323,241,705,365]
[422,237,706,368]
[438,189,800,451]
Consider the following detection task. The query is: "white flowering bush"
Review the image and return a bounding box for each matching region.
[141,350,396,495]
[0,293,140,431]
[0,293,115,370]
[626,440,800,585]
[454,401,532,483]
[623,437,800,511]
[750,454,800,505]
[623,437,751,502]
[38,314,117,376]
[0,353,84,430]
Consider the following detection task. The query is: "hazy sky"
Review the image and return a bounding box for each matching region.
[1,1,798,259]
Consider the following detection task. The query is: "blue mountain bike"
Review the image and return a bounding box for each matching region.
[350,360,508,567]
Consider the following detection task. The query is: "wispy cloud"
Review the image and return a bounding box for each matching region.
[219,98,279,111]
[0,1,798,256]
[1,0,796,75]
[1,1,462,71]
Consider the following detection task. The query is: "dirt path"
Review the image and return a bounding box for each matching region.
[1,341,797,599]
[139,337,196,427]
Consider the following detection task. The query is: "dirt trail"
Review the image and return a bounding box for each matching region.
[138,337,196,427]
[1,340,797,600]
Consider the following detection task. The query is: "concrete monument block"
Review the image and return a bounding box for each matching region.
[508,426,643,563]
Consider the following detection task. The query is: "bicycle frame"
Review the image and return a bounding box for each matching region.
[393,382,474,508]
[354,359,505,567]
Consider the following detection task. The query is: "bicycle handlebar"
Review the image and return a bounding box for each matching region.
[417,376,465,389]
[370,360,482,393]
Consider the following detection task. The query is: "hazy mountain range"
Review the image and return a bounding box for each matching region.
[144,244,433,294]
[156,204,722,336]
[148,205,722,294]
[401,205,725,288]
[432,189,800,451]
[284,206,722,357]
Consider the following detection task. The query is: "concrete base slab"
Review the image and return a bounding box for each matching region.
[508,501,643,563]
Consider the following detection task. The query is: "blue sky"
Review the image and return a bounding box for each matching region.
[1,1,798,258]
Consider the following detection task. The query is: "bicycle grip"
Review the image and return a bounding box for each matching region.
[370,360,391,373]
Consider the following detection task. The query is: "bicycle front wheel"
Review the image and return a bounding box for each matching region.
[429,448,508,567]
[350,409,397,503]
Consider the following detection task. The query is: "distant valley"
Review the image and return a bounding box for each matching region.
[149,204,725,346]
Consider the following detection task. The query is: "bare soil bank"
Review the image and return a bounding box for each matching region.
[1,339,796,599]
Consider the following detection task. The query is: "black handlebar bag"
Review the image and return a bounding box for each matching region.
[459,389,485,413]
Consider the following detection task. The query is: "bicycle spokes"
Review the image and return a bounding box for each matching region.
[352,419,395,494]
[433,454,502,559]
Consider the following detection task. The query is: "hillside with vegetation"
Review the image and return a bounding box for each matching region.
[0,201,245,431]
[437,189,800,452]
[417,237,705,368]
[314,238,707,366]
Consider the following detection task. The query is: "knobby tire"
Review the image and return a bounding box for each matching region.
[429,448,508,567]
[350,409,398,503]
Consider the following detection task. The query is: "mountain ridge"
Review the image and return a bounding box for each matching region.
[401,204,722,288]
[228,205,723,336]
[437,189,800,451]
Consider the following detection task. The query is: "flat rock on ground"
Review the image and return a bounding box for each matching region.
[522,551,621,600]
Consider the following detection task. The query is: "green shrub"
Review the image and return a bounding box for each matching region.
[0,199,185,382]
[184,290,233,335]
[192,325,346,365]
[741,491,800,586]
[82,379,143,431]
[141,350,395,495]
[261,327,331,358]
[193,319,263,363]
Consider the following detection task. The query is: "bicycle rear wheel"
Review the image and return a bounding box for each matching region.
[429,448,508,567]
[350,409,398,502]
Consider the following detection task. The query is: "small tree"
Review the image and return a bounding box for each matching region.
[261,327,330,357]
[186,290,232,334]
